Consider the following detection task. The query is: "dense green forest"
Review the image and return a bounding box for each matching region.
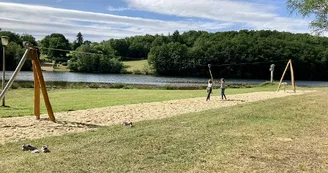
[1,29,328,80]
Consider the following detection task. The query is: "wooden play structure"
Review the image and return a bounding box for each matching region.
[0,46,55,122]
[277,59,296,93]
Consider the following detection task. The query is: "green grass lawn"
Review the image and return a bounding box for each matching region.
[0,86,280,118]
[123,60,150,74]
[0,89,327,172]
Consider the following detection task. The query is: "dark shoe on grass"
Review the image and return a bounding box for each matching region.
[41,145,50,153]
[122,121,133,127]
[22,144,37,151]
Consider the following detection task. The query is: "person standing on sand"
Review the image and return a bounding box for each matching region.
[206,79,213,101]
[206,64,214,101]
[220,78,227,100]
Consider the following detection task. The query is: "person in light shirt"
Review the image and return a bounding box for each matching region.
[220,78,227,100]
[206,79,213,101]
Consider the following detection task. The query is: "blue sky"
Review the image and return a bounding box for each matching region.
[0,0,312,41]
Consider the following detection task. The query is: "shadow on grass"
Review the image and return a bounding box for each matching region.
[38,118,101,129]
[56,121,101,129]
[224,99,246,102]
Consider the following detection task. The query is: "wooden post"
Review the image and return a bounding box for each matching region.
[31,50,56,122]
[277,60,290,91]
[32,52,40,119]
[289,60,296,92]
[277,59,296,92]
[208,64,213,81]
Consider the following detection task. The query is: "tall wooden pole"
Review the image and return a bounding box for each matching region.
[32,50,40,119]
[277,60,291,91]
[208,64,213,81]
[289,60,296,92]
[31,50,55,122]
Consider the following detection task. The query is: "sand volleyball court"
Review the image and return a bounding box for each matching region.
[0,90,312,144]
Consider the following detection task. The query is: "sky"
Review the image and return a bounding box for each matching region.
[0,0,312,42]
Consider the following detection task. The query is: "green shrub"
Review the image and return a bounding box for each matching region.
[122,85,135,89]
[132,69,142,75]
[11,83,19,89]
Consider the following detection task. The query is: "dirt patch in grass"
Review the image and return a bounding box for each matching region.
[0,90,312,144]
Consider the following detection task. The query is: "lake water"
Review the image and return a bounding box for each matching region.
[2,71,328,87]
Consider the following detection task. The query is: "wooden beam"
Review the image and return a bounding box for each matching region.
[277,60,291,91]
[31,50,56,122]
[289,60,296,92]
[32,52,40,119]
[208,65,213,82]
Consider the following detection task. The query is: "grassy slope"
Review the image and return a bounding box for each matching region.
[123,60,149,73]
[40,61,70,72]
[0,90,327,172]
[0,86,278,118]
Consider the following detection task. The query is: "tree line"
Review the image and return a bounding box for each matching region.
[148,30,328,80]
[1,29,328,80]
[38,30,328,80]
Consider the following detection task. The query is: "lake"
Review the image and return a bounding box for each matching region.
[2,71,328,87]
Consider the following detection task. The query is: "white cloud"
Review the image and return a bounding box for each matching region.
[124,0,310,33]
[0,1,312,42]
[0,2,232,41]
[108,6,132,11]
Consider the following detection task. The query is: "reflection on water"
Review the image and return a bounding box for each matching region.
[2,71,327,87]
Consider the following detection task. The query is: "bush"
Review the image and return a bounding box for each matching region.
[122,85,135,89]
[259,81,276,87]
[21,82,34,88]
[11,83,19,89]
[164,85,175,90]
[111,83,125,88]
[142,64,153,75]
[88,83,100,89]
[68,45,124,73]
[132,69,142,75]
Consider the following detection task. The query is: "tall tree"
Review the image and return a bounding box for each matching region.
[20,34,38,46]
[40,33,70,60]
[109,39,129,58]
[287,0,328,33]
[171,30,181,43]
[84,40,92,46]
[77,32,84,46]
[72,32,84,50]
